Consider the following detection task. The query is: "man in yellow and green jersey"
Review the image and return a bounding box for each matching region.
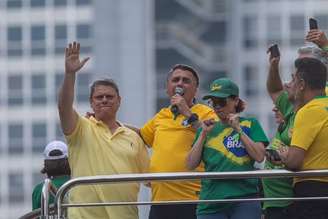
[278,57,328,219]
[140,64,217,219]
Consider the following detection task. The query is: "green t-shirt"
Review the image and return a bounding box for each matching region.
[196,117,269,215]
[262,91,295,209]
[32,175,70,210]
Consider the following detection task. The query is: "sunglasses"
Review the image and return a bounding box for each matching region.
[209,98,228,108]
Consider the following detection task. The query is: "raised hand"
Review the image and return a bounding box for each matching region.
[306,29,328,48]
[65,41,90,74]
[267,47,280,66]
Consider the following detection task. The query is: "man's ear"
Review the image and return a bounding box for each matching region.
[118,95,121,106]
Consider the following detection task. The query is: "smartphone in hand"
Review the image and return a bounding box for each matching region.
[268,44,280,58]
[309,18,318,30]
[265,149,281,161]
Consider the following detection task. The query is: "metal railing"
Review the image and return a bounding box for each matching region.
[54,169,328,218]
[41,178,58,218]
[19,178,58,219]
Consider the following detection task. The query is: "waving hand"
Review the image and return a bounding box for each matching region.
[65,41,90,74]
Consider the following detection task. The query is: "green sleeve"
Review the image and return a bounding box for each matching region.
[249,118,269,146]
[32,183,42,210]
[275,91,293,116]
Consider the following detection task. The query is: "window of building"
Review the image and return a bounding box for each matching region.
[76,24,92,53]
[76,0,91,6]
[8,172,24,203]
[243,15,258,48]
[7,0,22,9]
[7,26,23,57]
[266,15,281,45]
[8,75,23,106]
[290,15,305,46]
[54,0,67,7]
[77,73,90,103]
[77,24,91,39]
[54,24,67,54]
[32,122,47,153]
[243,65,258,98]
[31,25,46,56]
[8,123,24,154]
[30,0,45,7]
[200,21,226,44]
[31,74,47,104]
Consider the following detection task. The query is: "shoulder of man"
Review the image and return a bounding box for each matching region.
[192,103,216,118]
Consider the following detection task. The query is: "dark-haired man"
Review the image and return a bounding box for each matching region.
[58,42,149,219]
[32,140,71,210]
[278,57,328,219]
[140,64,217,219]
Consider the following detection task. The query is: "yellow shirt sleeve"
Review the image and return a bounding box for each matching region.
[140,116,156,147]
[291,105,326,151]
[65,114,85,147]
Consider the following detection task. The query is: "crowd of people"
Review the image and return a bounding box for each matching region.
[31,25,328,219]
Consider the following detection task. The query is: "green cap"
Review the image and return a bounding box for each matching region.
[203,78,239,100]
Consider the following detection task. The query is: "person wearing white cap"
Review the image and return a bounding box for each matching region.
[58,42,149,219]
[32,140,71,210]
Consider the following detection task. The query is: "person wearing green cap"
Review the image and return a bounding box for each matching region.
[186,78,269,219]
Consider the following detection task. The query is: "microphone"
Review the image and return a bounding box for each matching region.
[171,87,184,118]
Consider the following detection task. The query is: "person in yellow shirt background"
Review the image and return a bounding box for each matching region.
[58,42,149,219]
[278,57,328,219]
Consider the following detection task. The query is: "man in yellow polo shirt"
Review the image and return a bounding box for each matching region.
[58,42,149,219]
[278,57,328,219]
[140,64,217,219]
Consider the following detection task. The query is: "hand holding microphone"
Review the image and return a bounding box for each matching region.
[170,87,185,118]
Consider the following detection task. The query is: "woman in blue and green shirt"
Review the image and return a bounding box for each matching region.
[186,78,269,219]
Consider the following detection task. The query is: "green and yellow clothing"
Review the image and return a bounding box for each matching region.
[32,175,70,210]
[325,82,328,95]
[66,115,149,219]
[195,118,268,215]
[262,92,295,209]
[140,104,216,201]
[291,96,328,183]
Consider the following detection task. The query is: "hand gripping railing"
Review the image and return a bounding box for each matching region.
[55,169,328,218]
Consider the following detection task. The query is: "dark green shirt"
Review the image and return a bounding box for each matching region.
[32,175,70,210]
[195,117,269,215]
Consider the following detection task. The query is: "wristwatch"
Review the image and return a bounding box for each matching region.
[182,113,199,127]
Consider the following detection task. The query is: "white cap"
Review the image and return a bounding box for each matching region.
[43,140,68,160]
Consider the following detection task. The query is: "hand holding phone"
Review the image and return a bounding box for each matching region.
[265,149,281,162]
[268,44,280,58]
[309,18,318,30]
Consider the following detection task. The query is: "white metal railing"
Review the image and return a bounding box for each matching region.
[53,169,328,218]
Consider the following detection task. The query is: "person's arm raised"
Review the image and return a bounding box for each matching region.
[266,48,284,103]
[58,42,90,135]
